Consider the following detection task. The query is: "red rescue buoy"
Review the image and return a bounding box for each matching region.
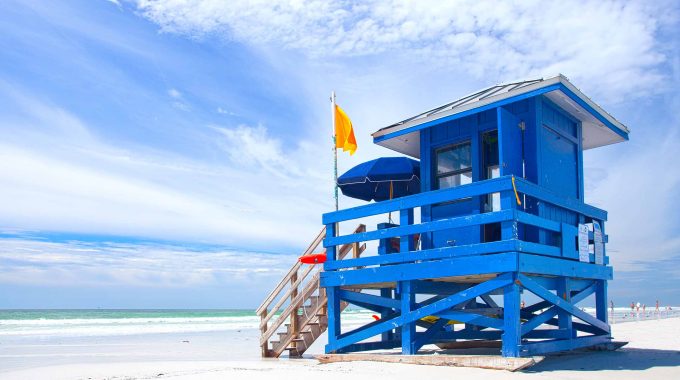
[299,252,327,264]
[372,314,380,321]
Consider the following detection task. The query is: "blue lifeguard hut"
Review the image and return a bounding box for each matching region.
[320,74,629,357]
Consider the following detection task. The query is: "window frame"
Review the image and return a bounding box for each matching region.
[433,140,473,190]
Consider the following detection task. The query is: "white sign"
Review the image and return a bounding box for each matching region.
[593,221,604,265]
[578,224,590,263]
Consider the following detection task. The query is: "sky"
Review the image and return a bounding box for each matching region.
[0,0,678,309]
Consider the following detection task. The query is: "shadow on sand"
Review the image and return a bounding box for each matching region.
[527,348,680,372]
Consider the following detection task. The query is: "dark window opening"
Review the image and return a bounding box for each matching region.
[482,130,501,242]
[435,142,472,190]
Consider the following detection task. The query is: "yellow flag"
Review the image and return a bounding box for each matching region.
[334,104,357,155]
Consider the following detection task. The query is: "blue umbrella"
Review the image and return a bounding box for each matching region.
[337,157,420,202]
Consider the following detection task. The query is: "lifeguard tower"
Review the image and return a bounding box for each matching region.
[257,74,628,360]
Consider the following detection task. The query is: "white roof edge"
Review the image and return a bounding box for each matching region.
[372,74,630,139]
[556,74,630,134]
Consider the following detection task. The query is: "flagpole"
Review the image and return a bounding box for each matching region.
[331,90,338,211]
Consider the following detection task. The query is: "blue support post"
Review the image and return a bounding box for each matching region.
[596,279,609,331]
[557,277,574,338]
[502,274,522,357]
[400,208,415,253]
[381,288,395,342]
[399,280,416,354]
[325,223,341,353]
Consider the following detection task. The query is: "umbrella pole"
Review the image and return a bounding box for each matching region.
[331,91,338,211]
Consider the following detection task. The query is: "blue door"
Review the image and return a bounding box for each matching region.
[430,140,480,247]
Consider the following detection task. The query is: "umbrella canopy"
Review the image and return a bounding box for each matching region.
[338,157,420,202]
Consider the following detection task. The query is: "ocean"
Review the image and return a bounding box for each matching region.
[1,308,678,339]
[0,309,374,338]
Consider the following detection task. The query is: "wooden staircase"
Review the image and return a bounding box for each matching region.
[257,224,366,358]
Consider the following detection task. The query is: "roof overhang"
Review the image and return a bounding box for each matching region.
[372,75,629,158]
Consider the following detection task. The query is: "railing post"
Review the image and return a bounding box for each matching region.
[500,190,518,240]
[325,222,341,353]
[290,269,299,344]
[260,310,268,356]
[400,208,414,253]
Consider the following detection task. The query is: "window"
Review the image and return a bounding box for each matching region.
[435,142,472,190]
[482,130,500,212]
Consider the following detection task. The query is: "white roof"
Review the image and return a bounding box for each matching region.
[372,74,629,158]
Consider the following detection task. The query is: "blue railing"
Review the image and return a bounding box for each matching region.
[323,176,608,271]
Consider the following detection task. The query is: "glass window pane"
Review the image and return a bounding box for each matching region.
[438,171,472,189]
[437,144,471,175]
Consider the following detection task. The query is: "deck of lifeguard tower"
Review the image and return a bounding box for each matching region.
[257,74,630,364]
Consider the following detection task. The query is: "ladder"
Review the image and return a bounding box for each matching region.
[257,224,366,358]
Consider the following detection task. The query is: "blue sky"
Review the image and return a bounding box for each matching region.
[0,0,678,308]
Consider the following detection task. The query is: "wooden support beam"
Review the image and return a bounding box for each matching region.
[436,310,504,330]
[338,290,401,310]
[518,274,610,334]
[326,274,512,352]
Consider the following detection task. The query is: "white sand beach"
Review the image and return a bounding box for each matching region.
[1,316,679,379]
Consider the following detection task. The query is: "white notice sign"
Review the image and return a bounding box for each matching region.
[578,224,590,263]
[593,221,604,265]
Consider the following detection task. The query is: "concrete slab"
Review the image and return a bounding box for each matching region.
[315,353,544,371]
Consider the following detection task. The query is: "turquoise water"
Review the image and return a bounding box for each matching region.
[0,309,372,338]
[0,309,255,320]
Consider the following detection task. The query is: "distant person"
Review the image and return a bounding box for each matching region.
[520,300,525,309]
[610,300,615,323]
[636,302,641,312]
[631,302,635,316]
[656,300,660,313]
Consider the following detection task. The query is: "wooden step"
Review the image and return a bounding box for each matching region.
[258,224,367,358]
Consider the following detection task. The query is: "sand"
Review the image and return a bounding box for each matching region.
[1,317,679,379]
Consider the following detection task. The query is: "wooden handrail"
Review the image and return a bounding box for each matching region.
[258,224,365,347]
[260,240,367,346]
[323,177,512,224]
[270,243,367,355]
[256,227,326,315]
[259,262,317,328]
[258,227,365,329]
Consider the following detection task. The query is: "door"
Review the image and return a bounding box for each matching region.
[430,140,479,247]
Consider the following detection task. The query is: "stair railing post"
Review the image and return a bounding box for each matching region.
[290,269,299,346]
[260,309,268,357]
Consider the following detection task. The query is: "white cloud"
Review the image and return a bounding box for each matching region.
[585,128,680,271]
[216,107,236,116]
[0,238,295,287]
[136,0,674,102]
[168,88,182,98]
[211,124,302,177]
[0,88,330,249]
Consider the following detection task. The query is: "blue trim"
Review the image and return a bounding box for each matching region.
[321,252,518,287]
